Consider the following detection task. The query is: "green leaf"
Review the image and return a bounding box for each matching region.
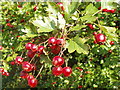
[70,25,87,31]
[67,36,89,54]
[32,19,54,33]
[81,15,96,23]
[85,3,98,15]
[67,39,76,53]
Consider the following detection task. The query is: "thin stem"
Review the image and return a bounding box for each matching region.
[29,54,36,63]
[36,65,44,79]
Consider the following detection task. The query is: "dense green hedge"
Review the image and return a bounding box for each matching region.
[0,1,120,89]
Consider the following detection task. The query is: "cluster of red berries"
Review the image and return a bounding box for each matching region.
[52,56,72,77]
[6,23,14,28]
[48,37,65,54]
[93,32,106,45]
[0,68,9,76]
[102,9,116,13]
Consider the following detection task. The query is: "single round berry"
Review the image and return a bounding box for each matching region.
[57,2,64,11]
[62,67,72,77]
[20,70,28,79]
[22,61,33,72]
[27,50,36,58]
[15,56,23,64]
[6,23,11,26]
[52,66,63,76]
[33,6,37,11]
[38,46,44,54]
[56,38,65,47]
[20,19,25,23]
[87,24,94,29]
[48,37,57,45]
[109,9,116,13]
[31,44,38,52]
[110,41,114,45]
[25,43,33,50]
[10,61,15,65]
[52,56,64,66]
[0,68,4,72]
[93,32,97,36]
[0,45,3,50]
[28,78,38,88]
[95,33,106,43]
[27,75,34,80]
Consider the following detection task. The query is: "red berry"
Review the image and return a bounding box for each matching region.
[78,85,83,88]
[27,75,34,80]
[52,66,63,76]
[38,46,44,54]
[28,78,38,88]
[62,67,72,77]
[56,38,65,47]
[10,61,15,65]
[52,56,64,66]
[93,32,97,36]
[20,19,25,23]
[110,41,114,45]
[93,40,97,44]
[31,44,37,52]
[27,50,36,58]
[0,45,3,50]
[5,72,10,76]
[18,5,22,8]
[6,19,9,22]
[31,64,37,70]
[87,24,94,29]
[95,33,106,43]
[51,45,61,54]
[15,56,23,64]
[102,9,108,12]
[2,71,6,75]
[109,9,116,13]
[57,2,64,11]
[25,43,33,50]
[6,23,11,26]
[20,70,28,79]
[0,68,4,72]
[22,61,33,72]
[108,50,112,53]
[98,7,101,10]
[118,10,120,13]
[33,6,37,11]
[48,37,57,45]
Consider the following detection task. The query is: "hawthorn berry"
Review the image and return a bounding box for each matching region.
[109,9,116,13]
[10,61,15,65]
[87,24,94,29]
[0,68,4,72]
[15,56,23,64]
[51,47,61,54]
[56,38,65,47]
[110,41,114,45]
[22,61,33,72]
[52,56,64,66]
[38,46,44,54]
[20,70,28,79]
[0,45,3,50]
[93,32,97,36]
[30,44,38,52]
[5,72,10,76]
[28,78,38,88]
[57,2,64,11]
[48,37,57,45]
[52,66,63,76]
[62,67,72,77]
[33,6,37,11]
[78,85,83,88]
[27,50,36,58]
[25,42,33,50]
[95,33,106,43]
[20,19,25,23]
[27,75,34,80]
